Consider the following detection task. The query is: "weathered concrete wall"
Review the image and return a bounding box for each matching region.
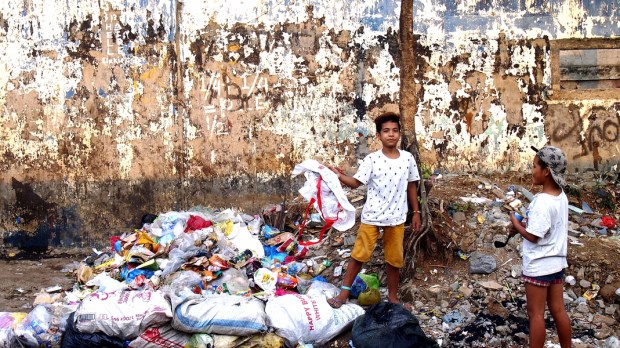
[0,0,618,245]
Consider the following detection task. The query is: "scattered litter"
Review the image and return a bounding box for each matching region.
[601,216,617,229]
[583,284,601,301]
[582,201,594,214]
[44,285,63,293]
[460,196,492,205]
[568,205,584,215]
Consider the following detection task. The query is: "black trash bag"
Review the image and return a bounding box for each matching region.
[351,302,439,348]
[140,213,158,227]
[61,313,127,348]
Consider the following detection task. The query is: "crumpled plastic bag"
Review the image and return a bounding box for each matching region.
[61,312,126,348]
[601,216,617,228]
[15,303,77,348]
[350,273,380,298]
[185,215,213,232]
[0,312,26,348]
[305,280,340,299]
[358,288,381,306]
[292,160,356,231]
[351,302,439,348]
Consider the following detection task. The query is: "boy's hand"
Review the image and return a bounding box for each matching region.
[327,166,345,178]
[507,224,518,237]
[411,213,421,234]
[508,213,525,236]
[328,165,344,173]
[509,213,526,227]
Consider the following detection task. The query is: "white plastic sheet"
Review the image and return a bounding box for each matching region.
[292,160,356,231]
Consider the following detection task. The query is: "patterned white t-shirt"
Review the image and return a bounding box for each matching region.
[353,149,420,226]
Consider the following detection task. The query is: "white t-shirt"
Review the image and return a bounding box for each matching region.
[353,149,420,226]
[522,192,569,277]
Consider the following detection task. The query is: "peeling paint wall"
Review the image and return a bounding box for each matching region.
[0,0,618,245]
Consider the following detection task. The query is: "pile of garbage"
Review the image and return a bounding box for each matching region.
[0,159,438,348]
[0,207,370,347]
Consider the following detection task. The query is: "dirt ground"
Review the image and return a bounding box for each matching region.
[0,249,90,312]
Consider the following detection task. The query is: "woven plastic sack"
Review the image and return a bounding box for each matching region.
[265,294,363,346]
[170,290,268,336]
[128,324,192,348]
[75,290,172,340]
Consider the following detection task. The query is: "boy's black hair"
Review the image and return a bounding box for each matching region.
[374,112,401,133]
[536,156,548,169]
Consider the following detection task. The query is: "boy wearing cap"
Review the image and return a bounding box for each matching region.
[509,146,572,348]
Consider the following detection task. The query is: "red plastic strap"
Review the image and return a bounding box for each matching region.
[297,177,341,246]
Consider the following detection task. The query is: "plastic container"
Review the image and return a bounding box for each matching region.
[514,212,524,222]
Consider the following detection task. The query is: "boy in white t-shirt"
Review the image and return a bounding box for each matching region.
[326,112,421,309]
[509,146,571,348]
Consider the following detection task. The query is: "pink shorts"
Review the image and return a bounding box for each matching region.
[520,269,565,287]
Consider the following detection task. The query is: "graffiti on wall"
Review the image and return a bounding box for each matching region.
[102,4,124,64]
[201,69,270,137]
[551,104,620,169]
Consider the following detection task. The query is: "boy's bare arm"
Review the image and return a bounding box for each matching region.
[328,166,362,188]
[509,214,540,243]
[408,181,421,233]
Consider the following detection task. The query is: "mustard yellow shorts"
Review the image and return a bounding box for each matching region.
[350,223,405,268]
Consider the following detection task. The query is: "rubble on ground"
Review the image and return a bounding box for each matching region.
[400,170,620,347]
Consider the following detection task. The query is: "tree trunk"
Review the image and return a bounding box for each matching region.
[399,0,432,275]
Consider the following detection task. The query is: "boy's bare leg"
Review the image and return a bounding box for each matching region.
[547,283,572,347]
[386,263,400,303]
[525,283,548,348]
[328,258,363,307]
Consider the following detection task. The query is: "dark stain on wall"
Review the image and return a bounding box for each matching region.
[189,35,206,71]
[1,173,297,248]
[118,23,139,42]
[0,11,8,35]
[9,178,54,227]
[145,12,168,45]
[66,15,100,64]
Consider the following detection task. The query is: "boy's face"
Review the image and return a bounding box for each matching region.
[531,155,549,185]
[377,120,400,148]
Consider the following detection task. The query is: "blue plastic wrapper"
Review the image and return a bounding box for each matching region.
[120,266,154,283]
[350,275,368,298]
[263,245,278,257]
[261,225,281,239]
[113,240,122,253]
